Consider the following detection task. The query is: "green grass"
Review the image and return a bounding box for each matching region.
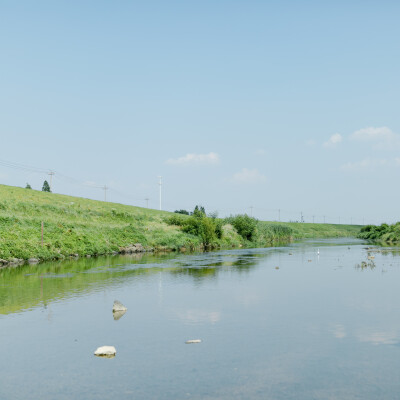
[0,184,361,262]
[281,221,361,239]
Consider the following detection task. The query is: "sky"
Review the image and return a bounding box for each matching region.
[1,0,399,225]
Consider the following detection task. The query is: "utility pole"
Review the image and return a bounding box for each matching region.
[312,215,315,223]
[158,176,162,211]
[301,211,304,223]
[323,215,326,224]
[48,171,55,191]
[278,209,281,222]
[145,198,149,208]
[103,185,108,202]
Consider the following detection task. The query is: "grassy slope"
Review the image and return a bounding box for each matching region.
[283,221,361,238]
[0,184,360,262]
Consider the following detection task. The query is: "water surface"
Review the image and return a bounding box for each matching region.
[1,238,400,399]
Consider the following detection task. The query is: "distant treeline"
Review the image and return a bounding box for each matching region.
[358,222,400,242]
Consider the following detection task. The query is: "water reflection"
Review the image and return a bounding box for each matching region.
[0,249,273,315]
[2,241,400,316]
[113,310,127,321]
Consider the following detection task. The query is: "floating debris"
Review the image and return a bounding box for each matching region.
[94,346,116,358]
[185,339,202,344]
[275,266,280,270]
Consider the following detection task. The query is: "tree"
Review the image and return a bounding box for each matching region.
[42,180,51,192]
[25,183,32,189]
[174,209,189,215]
[192,205,206,217]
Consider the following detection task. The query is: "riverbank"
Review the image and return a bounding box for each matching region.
[0,184,361,266]
[358,222,400,243]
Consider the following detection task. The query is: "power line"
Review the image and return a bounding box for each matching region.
[0,158,49,174]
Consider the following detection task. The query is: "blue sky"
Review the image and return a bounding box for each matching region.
[1,1,399,224]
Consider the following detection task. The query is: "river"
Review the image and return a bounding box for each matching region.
[1,238,400,400]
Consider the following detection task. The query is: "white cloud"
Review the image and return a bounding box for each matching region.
[340,158,388,171]
[166,152,220,166]
[231,168,267,184]
[351,126,400,149]
[323,133,342,148]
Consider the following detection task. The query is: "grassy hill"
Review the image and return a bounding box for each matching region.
[0,184,361,264]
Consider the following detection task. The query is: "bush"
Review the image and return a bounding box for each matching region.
[225,214,258,240]
[165,215,186,226]
[166,206,221,247]
[181,216,217,247]
[214,219,223,239]
[358,222,400,242]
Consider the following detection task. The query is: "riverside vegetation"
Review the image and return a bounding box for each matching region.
[358,222,400,243]
[0,184,361,265]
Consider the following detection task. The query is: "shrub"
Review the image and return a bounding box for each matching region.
[214,219,223,239]
[225,214,258,240]
[165,215,186,226]
[358,222,400,242]
[166,207,221,247]
[181,215,217,247]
